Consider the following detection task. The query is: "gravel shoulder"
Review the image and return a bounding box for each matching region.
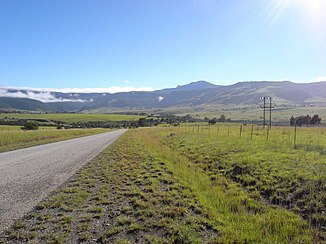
[0,129,126,233]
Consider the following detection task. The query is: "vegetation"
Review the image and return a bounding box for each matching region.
[290,114,322,127]
[3,129,220,243]
[174,104,326,125]
[0,113,200,129]
[0,113,144,123]
[0,128,111,153]
[3,127,323,243]
[21,121,39,130]
[0,125,57,131]
[153,124,325,240]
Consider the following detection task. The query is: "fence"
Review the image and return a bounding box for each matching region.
[174,124,326,151]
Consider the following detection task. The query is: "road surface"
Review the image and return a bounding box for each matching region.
[0,129,126,233]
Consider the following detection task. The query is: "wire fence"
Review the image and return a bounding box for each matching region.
[174,124,326,152]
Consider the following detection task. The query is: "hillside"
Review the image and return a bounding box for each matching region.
[1,81,326,113]
[0,97,51,111]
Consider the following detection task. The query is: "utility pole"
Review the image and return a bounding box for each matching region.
[260,96,275,129]
[268,97,274,129]
[260,97,266,128]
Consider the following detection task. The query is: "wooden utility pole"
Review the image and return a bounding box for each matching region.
[260,97,266,128]
[268,97,274,129]
[260,96,275,129]
[294,126,297,149]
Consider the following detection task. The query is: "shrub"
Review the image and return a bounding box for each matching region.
[21,121,39,130]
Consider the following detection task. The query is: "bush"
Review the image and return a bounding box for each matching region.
[21,121,39,130]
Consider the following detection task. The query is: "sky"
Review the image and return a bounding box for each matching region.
[0,0,326,92]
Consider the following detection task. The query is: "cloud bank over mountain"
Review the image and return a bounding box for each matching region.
[0,86,154,103]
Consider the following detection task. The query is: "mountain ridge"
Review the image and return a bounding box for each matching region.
[2,80,326,112]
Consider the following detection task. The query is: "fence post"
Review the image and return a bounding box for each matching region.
[240,125,242,139]
[217,126,219,137]
[250,124,254,140]
[294,126,297,149]
[266,127,269,141]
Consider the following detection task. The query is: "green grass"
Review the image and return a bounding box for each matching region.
[3,129,220,243]
[150,124,325,240]
[0,113,145,123]
[0,125,57,131]
[0,128,112,152]
[3,127,320,243]
[174,104,326,124]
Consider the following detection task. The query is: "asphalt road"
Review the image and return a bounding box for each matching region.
[0,129,126,233]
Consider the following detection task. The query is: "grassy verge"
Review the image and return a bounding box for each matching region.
[0,128,112,153]
[2,128,315,243]
[2,129,219,243]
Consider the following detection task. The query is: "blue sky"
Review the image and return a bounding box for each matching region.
[0,0,326,91]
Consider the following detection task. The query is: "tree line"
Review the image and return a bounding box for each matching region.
[290,115,321,127]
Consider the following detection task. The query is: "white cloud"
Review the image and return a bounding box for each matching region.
[0,89,86,103]
[315,76,326,82]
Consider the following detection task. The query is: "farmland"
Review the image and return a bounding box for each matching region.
[174,105,326,124]
[0,113,144,123]
[3,125,325,243]
[0,127,111,153]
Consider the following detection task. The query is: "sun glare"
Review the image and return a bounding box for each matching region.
[301,0,326,15]
[266,0,326,39]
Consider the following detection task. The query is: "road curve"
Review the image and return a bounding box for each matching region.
[0,129,126,233]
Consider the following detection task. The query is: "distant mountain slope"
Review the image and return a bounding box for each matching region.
[0,97,51,111]
[2,81,326,112]
[162,80,220,92]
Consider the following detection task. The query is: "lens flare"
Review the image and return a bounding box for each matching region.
[265,0,326,39]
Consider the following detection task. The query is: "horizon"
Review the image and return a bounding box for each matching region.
[1,0,326,90]
[2,79,326,103]
[2,79,326,94]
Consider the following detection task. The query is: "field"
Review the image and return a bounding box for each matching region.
[0,113,144,123]
[0,127,111,153]
[0,125,57,131]
[172,105,326,124]
[3,125,325,243]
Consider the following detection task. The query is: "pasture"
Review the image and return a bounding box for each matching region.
[175,105,326,124]
[0,113,144,123]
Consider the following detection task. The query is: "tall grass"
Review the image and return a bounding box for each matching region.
[128,129,314,243]
[148,124,325,241]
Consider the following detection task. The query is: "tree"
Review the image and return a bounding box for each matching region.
[310,115,321,126]
[217,114,226,122]
[208,118,217,125]
[290,115,295,126]
[21,121,39,130]
[291,115,318,127]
